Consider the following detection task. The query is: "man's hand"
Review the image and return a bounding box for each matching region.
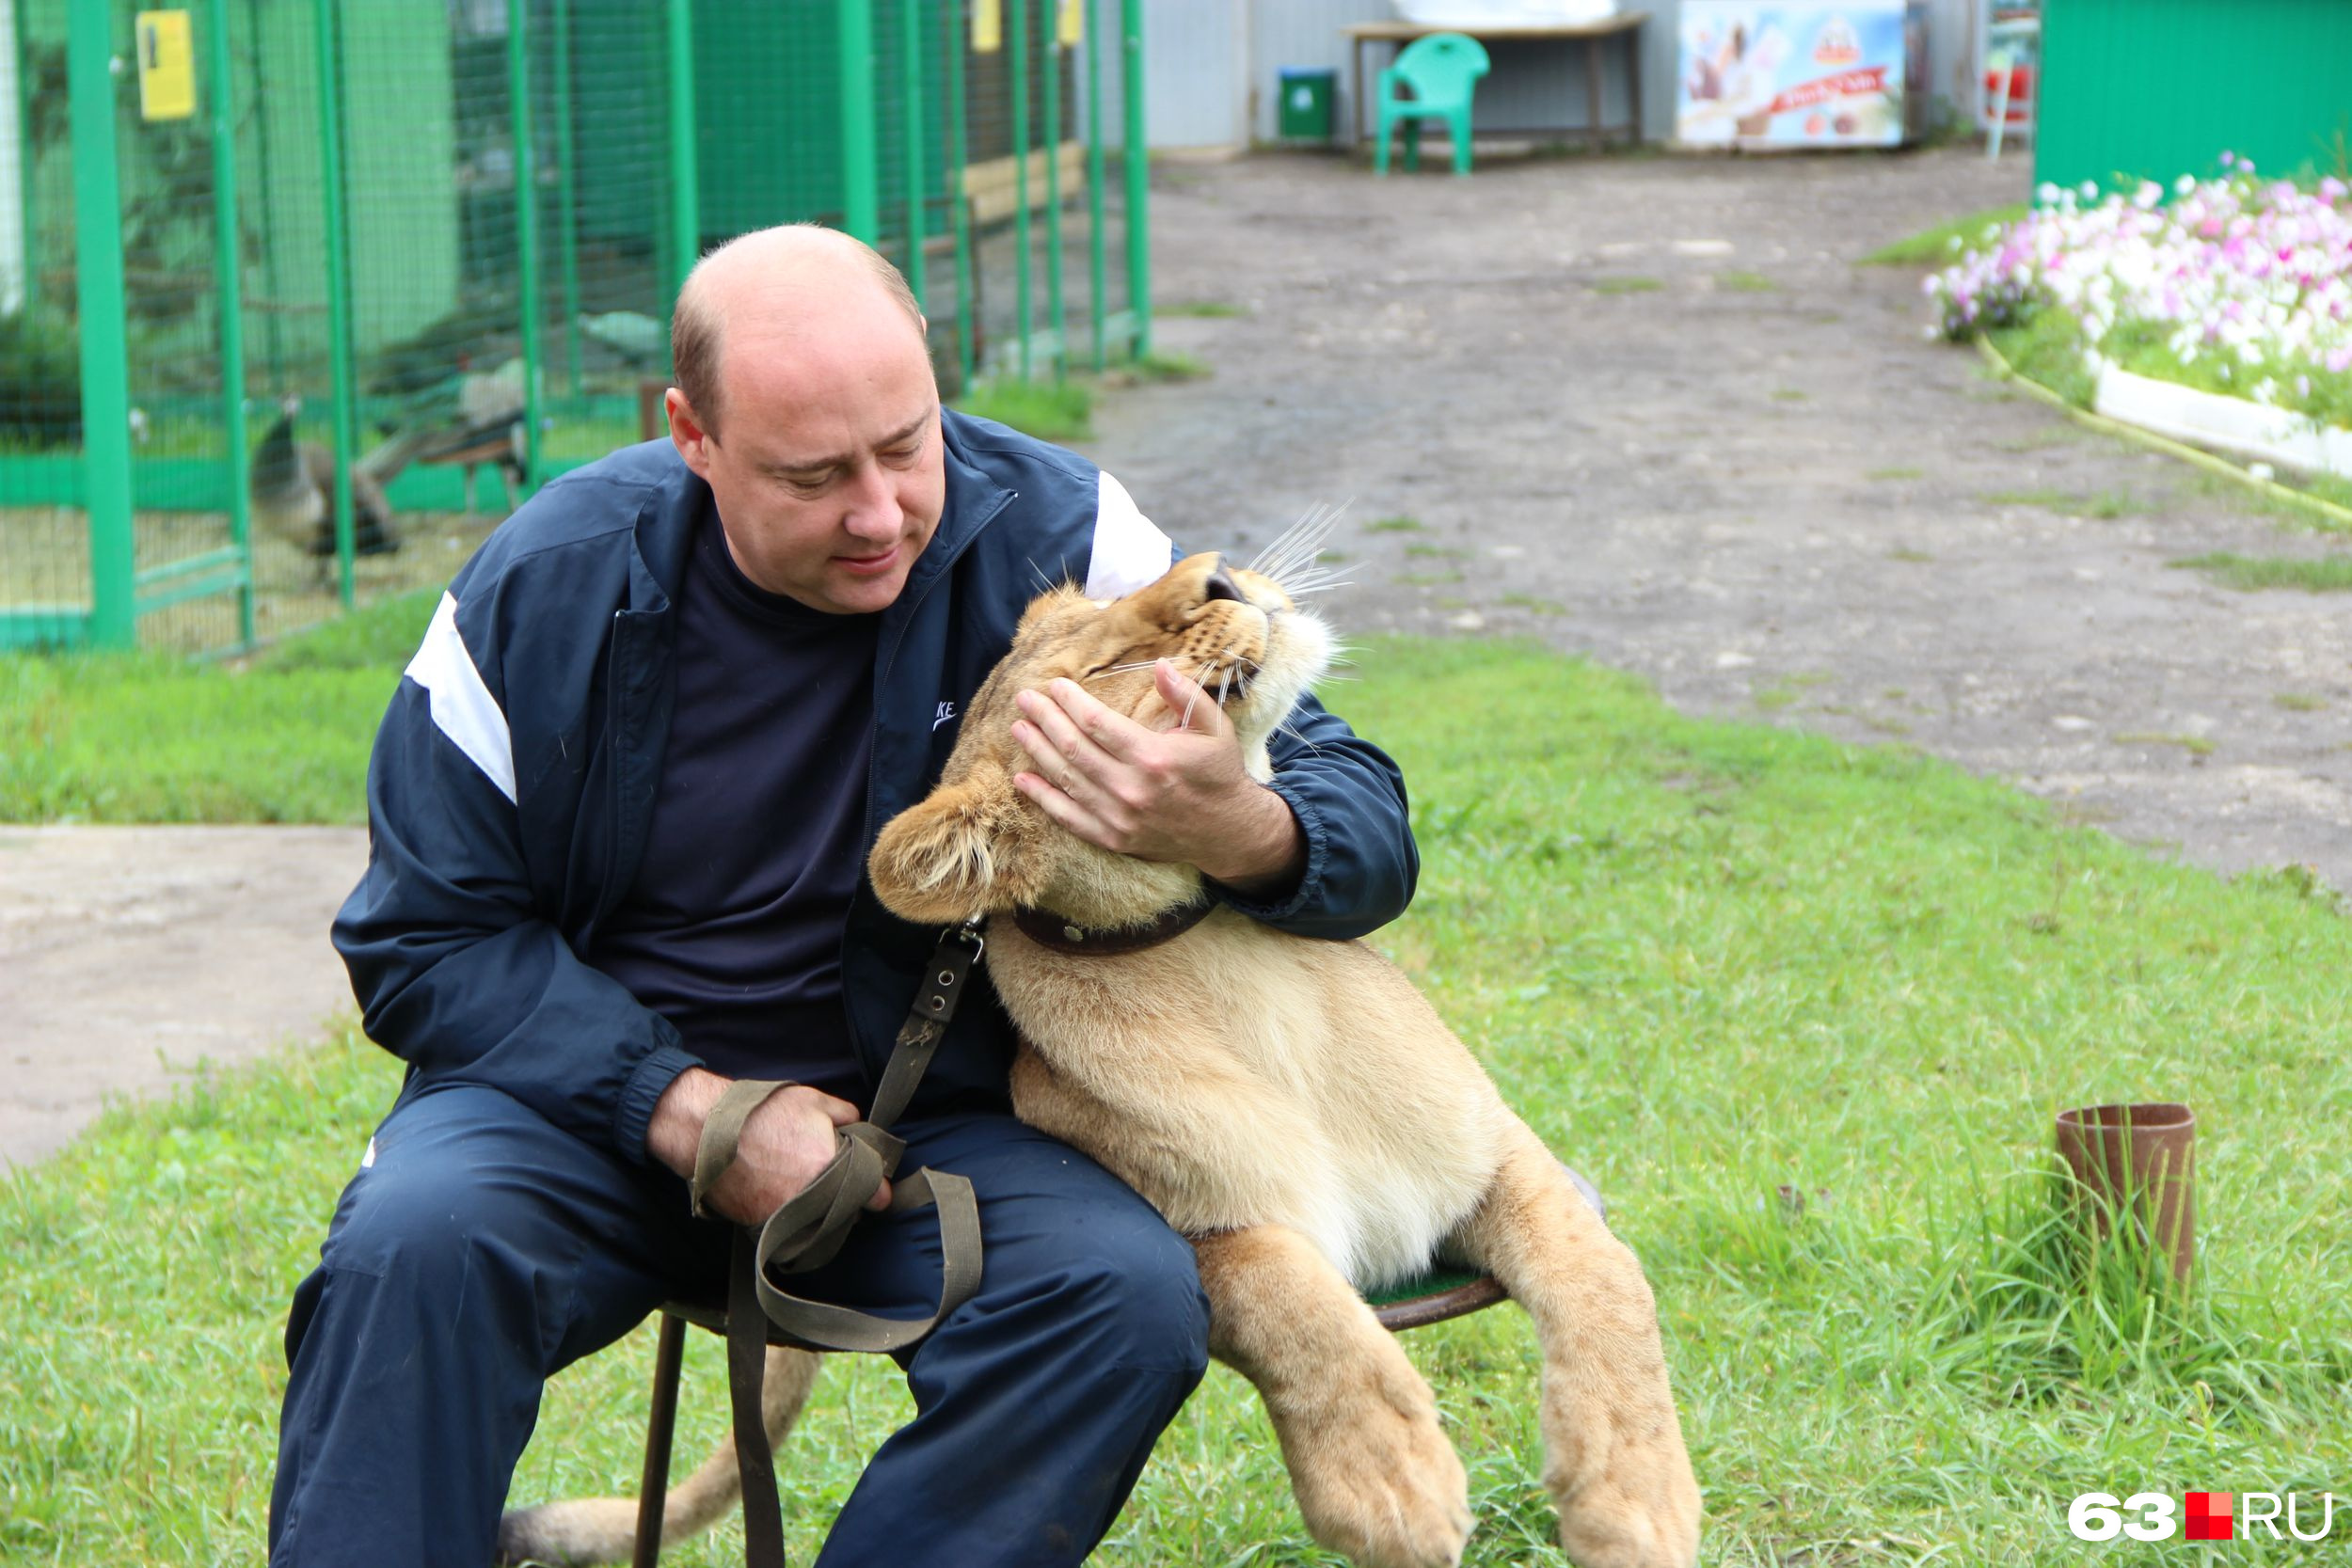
[646,1067,890,1226]
[1010,658,1306,898]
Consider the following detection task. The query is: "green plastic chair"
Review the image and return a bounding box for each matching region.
[1373,32,1491,177]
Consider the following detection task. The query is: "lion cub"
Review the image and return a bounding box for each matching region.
[866,551,1701,1568]
[498,549,1701,1568]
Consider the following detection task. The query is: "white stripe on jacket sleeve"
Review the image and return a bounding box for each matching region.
[1083,470,1176,600]
[404,591,517,804]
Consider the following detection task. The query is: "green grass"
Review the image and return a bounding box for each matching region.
[1405,543,1465,560]
[1860,203,2030,266]
[2179,467,2352,535]
[1986,310,2099,409]
[2114,731,2218,757]
[1105,349,1210,385]
[952,375,1096,442]
[1158,299,1248,319]
[2171,551,2352,593]
[1366,515,1425,533]
[0,588,440,823]
[1716,271,1777,293]
[8,639,2352,1563]
[2274,692,2328,712]
[1865,467,1925,482]
[1984,485,2149,519]
[1589,276,1663,295]
[1753,671,1834,711]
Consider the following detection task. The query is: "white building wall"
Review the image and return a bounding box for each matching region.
[1142,0,1253,148]
[1149,0,1982,151]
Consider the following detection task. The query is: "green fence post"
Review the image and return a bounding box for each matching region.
[508,0,542,494]
[14,0,36,320]
[207,0,255,648]
[838,0,879,243]
[552,0,583,396]
[1085,0,1106,371]
[1120,0,1148,357]
[900,0,925,311]
[1041,0,1063,377]
[946,0,976,391]
[312,0,358,608]
[666,0,700,301]
[1010,0,1031,377]
[68,0,134,648]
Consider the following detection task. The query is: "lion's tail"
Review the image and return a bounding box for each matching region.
[494,1346,823,1566]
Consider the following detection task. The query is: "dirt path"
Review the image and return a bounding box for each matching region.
[11,147,2347,1167]
[1086,146,2351,894]
[0,826,368,1166]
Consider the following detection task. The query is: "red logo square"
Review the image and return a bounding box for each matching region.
[2185,1492,2233,1541]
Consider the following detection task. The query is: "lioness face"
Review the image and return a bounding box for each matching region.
[870,550,1333,927]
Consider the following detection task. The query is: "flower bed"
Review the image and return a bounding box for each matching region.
[1926,158,2352,437]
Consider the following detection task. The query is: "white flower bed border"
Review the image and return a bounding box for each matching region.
[2090,355,2352,482]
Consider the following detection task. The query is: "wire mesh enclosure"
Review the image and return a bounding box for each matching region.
[4,0,1148,657]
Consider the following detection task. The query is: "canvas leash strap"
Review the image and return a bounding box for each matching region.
[691,922,988,1356]
[689,925,989,1567]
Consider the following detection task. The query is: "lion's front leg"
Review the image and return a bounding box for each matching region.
[1452,1127,1701,1568]
[1193,1225,1471,1568]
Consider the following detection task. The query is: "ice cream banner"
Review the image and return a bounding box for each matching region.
[1677,2,1927,150]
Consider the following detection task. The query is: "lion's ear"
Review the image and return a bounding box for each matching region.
[868,768,1041,924]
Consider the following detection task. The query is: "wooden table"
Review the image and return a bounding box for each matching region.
[1341,15,1645,152]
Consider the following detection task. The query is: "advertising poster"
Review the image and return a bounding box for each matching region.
[1677,2,1926,150]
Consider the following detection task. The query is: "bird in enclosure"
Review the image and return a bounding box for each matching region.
[249,396,404,578]
[578,309,667,370]
[371,353,532,517]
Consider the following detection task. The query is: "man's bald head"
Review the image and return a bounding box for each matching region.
[670,225,926,439]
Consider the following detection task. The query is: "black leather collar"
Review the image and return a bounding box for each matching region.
[1009,896,1216,956]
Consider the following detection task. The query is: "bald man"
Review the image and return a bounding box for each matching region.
[270,227,1418,1566]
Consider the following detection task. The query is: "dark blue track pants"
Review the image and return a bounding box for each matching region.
[269,1083,1210,1566]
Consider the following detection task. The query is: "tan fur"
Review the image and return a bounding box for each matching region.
[868,554,1702,1568]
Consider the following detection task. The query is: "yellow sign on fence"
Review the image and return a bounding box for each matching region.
[972,0,1002,54]
[1057,0,1084,46]
[135,10,197,121]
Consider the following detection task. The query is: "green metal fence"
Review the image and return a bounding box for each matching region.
[2035,0,2352,197]
[4,0,1149,657]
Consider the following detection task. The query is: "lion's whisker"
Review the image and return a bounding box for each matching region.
[1250,500,1348,586]
[1248,502,1330,578]
[1262,515,1341,586]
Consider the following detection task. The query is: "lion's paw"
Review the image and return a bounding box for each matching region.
[1550,1423,1701,1568]
[1280,1386,1472,1568]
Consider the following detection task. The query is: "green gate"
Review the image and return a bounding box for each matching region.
[2035,0,2352,195]
[5,0,1151,656]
